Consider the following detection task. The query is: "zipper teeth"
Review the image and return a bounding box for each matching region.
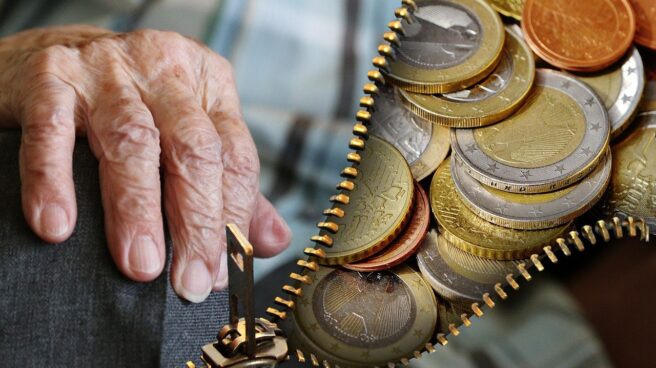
[265,1,652,366]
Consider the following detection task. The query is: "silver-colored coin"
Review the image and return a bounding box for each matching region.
[451,150,612,230]
[571,46,645,140]
[398,1,482,70]
[370,85,450,180]
[451,69,610,193]
[416,230,521,305]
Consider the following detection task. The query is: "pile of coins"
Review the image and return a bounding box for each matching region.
[270,0,656,367]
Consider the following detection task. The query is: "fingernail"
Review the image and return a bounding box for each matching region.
[129,235,161,275]
[180,259,212,303]
[40,203,69,238]
[214,251,228,290]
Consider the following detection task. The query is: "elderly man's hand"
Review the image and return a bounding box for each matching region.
[0,25,292,302]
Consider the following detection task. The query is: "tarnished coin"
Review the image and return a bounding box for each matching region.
[288,265,437,367]
[522,0,636,72]
[452,69,610,193]
[417,230,522,305]
[319,135,414,265]
[452,150,611,230]
[344,184,430,272]
[400,28,534,128]
[369,85,450,181]
[600,112,656,233]
[386,0,504,94]
[629,0,656,50]
[430,159,569,260]
[487,0,524,20]
[572,47,645,140]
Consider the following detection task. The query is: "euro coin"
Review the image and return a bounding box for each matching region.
[629,0,656,50]
[487,0,524,20]
[599,112,656,233]
[571,47,645,140]
[452,69,610,193]
[344,184,430,272]
[288,265,437,368]
[386,0,504,94]
[400,28,535,128]
[417,230,523,305]
[318,135,414,265]
[369,85,450,181]
[640,81,656,113]
[452,151,611,230]
[522,0,636,72]
[430,159,570,260]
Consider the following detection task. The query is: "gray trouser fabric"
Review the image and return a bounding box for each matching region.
[0,131,229,367]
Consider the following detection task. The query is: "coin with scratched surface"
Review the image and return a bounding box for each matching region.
[417,230,522,305]
[571,47,645,140]
[430,159,569,260]
[452,69,610,193]
[400,28,534,128]
[288,265,437,367]
[629,0,656,50]
[369,85,450,181]
[386,0,504,94]
[600,112,656,233]
[487,0,524,20]
[345,184,430,272]
[452,151,611,230]
[319,135,414,265]
[522,0,635,72]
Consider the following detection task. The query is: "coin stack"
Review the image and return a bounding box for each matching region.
[273,0,656,366]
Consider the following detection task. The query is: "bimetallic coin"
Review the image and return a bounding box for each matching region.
[452,69,610,193]
[640,81,656,113]
[344,184,430,272]
[572,47,645,140]
[430,159,569,260]
[629,0,656,50]
[289,265,437,367]
[600,112,656,234]
[417,230,522,305]
[522,0,636,72]
[488,0,524,20]
[386,0,504,94]
[369,86,450,181]
[400,28,534,128]
[452,151,611,230]
[320,135,414,265]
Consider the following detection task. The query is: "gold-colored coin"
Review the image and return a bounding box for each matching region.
[600,112,656,233]
[571,47,645,140]
[288,265,437,367]
[417,230,523,306]
[430,159,570,260]
[319,135,414,265]
[385,0,505,94]
[451,69,610,193]
[400,28,534,128]
[487,0,524,19]
[369,85,450,180]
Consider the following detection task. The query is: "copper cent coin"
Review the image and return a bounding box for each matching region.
[522,0,636,72]
[629,0,656,49]
[344,184,430,272]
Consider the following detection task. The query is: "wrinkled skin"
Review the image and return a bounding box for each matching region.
[0,25,292,303]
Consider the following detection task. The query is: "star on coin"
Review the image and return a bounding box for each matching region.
[563,196,576,208]
[309,322,319,332]
[413,329,423,337]
[528,206,543,217]
[330,343,341,352]
[621,94,632,104]
[590,122,601,132]
[555,164,566,174]
[580,147,593,156]
[487,162,499,173]
[465,144,478,153]
[392,347,402,354]
[361,351,371,359]
[627,66,636,75]
[299,297,310,307]
[495,202,509,215]
[560,81,571,89]
[520,170,532,179]
[584,98,594,107]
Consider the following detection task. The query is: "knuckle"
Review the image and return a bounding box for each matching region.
[223,142,260,179]
[24,46,67,74]
[23,103,72,139]
[102,109,160,162]
[166,124,222,176]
